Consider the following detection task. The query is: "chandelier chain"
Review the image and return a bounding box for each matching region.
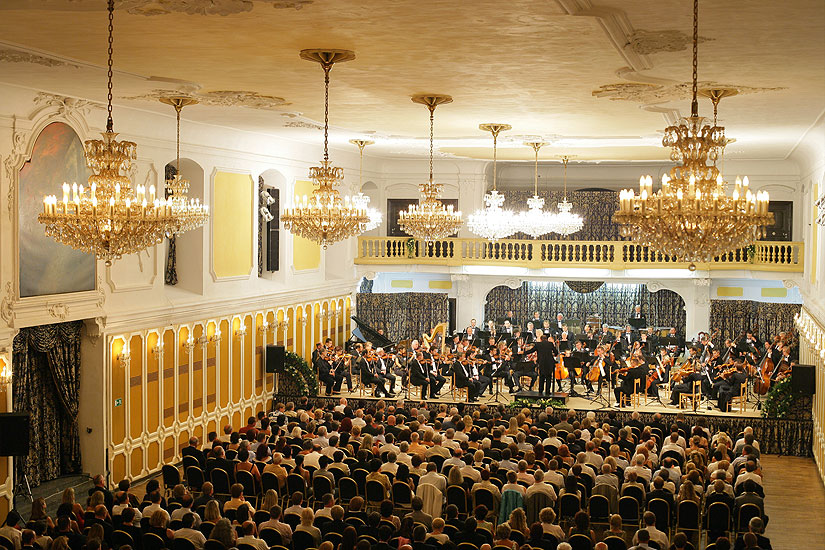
[323,65,330,162]
[691,0,699,117]
[562,156,569,199]
[175,104,181,174]
[492,130,497,191]
[429,106,434,184]
[106,0,114,131]
[533,143,539,195]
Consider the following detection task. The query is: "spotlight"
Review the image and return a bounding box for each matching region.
[259,207,274,223]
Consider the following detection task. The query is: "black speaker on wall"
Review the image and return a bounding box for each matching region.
[265,345,285,373]
[0,412,30,456]
[791,364,815,396]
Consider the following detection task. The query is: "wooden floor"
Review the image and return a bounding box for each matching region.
[761,454,825,549]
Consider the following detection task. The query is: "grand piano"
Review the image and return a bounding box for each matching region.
[349,316,394,350]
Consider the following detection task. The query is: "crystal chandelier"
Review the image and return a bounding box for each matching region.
[516,141,555,238]
[548,156,584,236]
[159,97,210,233]
[38,0,207,266]
[468,123,518,241]
[613,0,772,269]
[398,95,463,241]
[281,50,369,248]
[350,139,382,232]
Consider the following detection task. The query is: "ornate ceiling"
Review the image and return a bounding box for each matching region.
[0,0,822,161]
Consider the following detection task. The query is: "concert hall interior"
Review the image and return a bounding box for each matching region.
[0,1,824,549]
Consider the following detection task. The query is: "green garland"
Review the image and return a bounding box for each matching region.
[508,397,565,411]
[761,377,801,418]
[283,350,318,396]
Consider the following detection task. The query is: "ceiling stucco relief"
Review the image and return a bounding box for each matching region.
[627,30,711,56]
[0,48,79,68]
[124,89,290,110]
[592,81,786,103]
[28,0,312,16]
[283,120,322,130]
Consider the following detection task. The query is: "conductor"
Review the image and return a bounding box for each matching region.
[527,334,558,396]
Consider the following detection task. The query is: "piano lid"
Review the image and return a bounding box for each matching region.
[350,315,394,349]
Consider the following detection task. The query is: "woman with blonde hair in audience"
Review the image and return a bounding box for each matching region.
[86,523,108,550]
[360,433,374,454]
[51,537,70,550]
[86,491,106,514]
[149,509,174,544]
[677,480,701,505]
[260,489,279,512]
[29,497,55,531]
[505,417,520,439]
[505,508,530,538]
[421,429,434,447]
[203,500,222,523]
[538,508,565,543]
[61,488,85,527]
[447,463,464,487]
[295,507,322,546]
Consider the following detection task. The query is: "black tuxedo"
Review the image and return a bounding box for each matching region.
[718,371,748,411]
[316,357,335,395]
[531,340,558,395]
[453,360,480,400]
[614,365,645,404]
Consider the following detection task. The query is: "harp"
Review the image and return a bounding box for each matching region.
[422,322,448,355]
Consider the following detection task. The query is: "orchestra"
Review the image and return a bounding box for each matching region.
[316,310,799,412]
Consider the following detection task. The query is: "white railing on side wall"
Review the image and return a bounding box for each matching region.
[796,308,825,484]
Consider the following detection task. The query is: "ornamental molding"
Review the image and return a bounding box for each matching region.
[0,48,81,69]
[627,30,711,56]
[33,92,95,118]
[782,279,799,289]
[104,0,313,16]
[592,81,786,103]
[4,118,29,220]
[124,89,290,110]
[284,120,323,130]
[646,281,663,293]
[0,282,15,324]
[503,277,523,290]
[47,303,69,321]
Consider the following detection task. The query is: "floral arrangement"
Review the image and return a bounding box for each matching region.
[509,397,565,411]
[761,377,801,418]
[282,350,318,396]
[405,237,417,258]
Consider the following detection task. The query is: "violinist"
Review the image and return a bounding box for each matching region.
[512,337,537,391]
[493,342,518,392]
[717,361,748,411]
[409,350,432,398]
[613,355,646,407]
[668,347,704,406]
[375,348,397,398]
[453,351,480,401]
[771,345,792,380]
[315,348,336,396]
[363,348,390,397]
[312,342,325,364]
[574,340,595,392]
[332,346,354,394]
[646,347,671,397]
[390,345,409,388]
[701,348,726,400]
[427,350,447,398]
[468,348,491,396]
[523,322,535,343]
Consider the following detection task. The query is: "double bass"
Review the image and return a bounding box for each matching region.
[753,347,774,395]
[555,350,569,380]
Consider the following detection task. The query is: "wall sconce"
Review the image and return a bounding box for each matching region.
[117,348,131,369]
[0,354,12,388]
[235,326,248,339]
[208,329,222,344]
[299,316,308,328]
[151,342,164,356]
[182,335,196,354]
[276,320,290,333]
[258,321,272,334]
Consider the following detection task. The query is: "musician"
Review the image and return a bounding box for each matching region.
[312,342,325,364]
[738,330,762,353]
[641,327,657,352]
[620,325,637,351]
[701,348,726,400]
[409,351,433,398]
[666,327,684,357]
[584,324,595,340]
[598,324,615,344]
[630,305,646,325]
[467,348,492,396]
[723,338,740,362]
[717,361,748,411]
[427,351,447,397]
[502,319,514,335]
[614,356,646,407]
[553,313,565,336]
[362,350,389,398]
[526,334,558,396]
[529,311,544,328]
[559,325,570,343]
[503,310,515,324]
[375,348,397,397]
[490,345,517,393]
[669,347,703,406]
[771,345,792,380]
[332,347,354,393]
[512,337,537,391]
[657,347,674,381]
[647,347,672,396]
[582,344,604,394]
[390,346,409,388]
[315,350,336,396]
[524,322,535,343]
[453,352,480,401]
[465,319,479,339]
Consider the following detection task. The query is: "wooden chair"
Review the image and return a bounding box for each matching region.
[621,379,641,408]
[729,381,748,413]
[680,380,702,410]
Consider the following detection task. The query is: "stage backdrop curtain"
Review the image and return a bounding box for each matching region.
[709,300,801,343]
[503,189,621,241]
[356,292,448,342]
[12,320,83,487]
[485,281,685,332]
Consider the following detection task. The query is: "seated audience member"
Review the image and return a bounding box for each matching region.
[294,508,321,547]
[733,517,772,550]
[259,505,293,544]
[631,512,668,549]
[236,521,267,550]
[173,513,207,550]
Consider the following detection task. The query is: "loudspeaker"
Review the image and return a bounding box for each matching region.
[0,413,30,456]
[791,364,815,396]
[265,345,285,373]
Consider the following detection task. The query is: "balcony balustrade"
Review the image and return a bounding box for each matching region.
[355,237,804,272]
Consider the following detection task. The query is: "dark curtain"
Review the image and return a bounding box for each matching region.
[485,281,685,332]
[356,292,449,342]
[709,300,801,344]
[257,176,264,277]
[164,164,178,285]
[12,321,83,486]
[502,190,622,241]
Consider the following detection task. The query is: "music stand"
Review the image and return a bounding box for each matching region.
[627,317,645,331]
[558,340,570,352]
[562,355,581,396]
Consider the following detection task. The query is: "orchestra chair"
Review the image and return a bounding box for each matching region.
[680,380,702,410]
[451,372,468,402]
[728,381,748,413]
[621,379,641,408]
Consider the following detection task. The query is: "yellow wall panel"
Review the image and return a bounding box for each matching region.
[177,327,190,423]
[291,180,321,271]
[219,320,230,408]
[206,322,217,413]
[148,441,159,469]
[391,280,413,288]
[244,315,254,400]
[111,338,126,444]
[761,287,788,298]
[112,453,126,484]
[146,332,160,434]
[717,287,744,297]
[192,325,204,418]
[232,318,242,403]
[428,280,452,289]
[213,171,254,278]
[129,335,143,440]
[130,446,143,479]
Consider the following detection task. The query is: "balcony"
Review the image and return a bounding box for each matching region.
[355,237,804,272]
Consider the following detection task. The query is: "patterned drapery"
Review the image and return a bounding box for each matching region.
[356,292,449,342]
[503,190,622,241]
[12,321,83,487]
[485,281,685,332]
[709,300,801,344]
[164,164,178,285]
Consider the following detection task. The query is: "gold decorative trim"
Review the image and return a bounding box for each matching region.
[124,89,289,110]
[0,48,80,68]
[628,30,711,56]
[592,81,785,103]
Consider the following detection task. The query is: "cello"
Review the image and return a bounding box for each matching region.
[753,346,774,395]
[555,350,569,380]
